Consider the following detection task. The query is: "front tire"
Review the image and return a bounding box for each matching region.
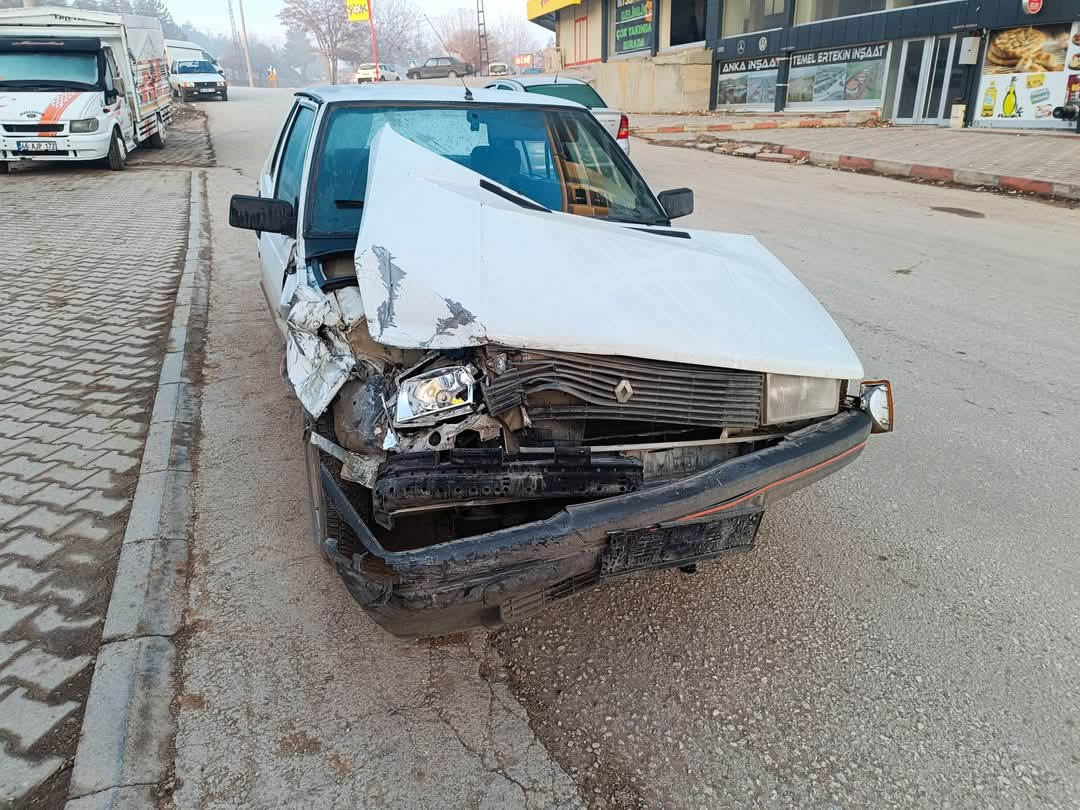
[304,411,362,561]
[220,89,228,101]
[147,115,166,149]
[0,162,10,175]
[105,129,127,171]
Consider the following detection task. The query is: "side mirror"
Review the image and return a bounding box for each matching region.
[218,68,226,77]
[114,78,126,96]
[229,195,296,237]
[657,188,694,219]
[104,88,119,105]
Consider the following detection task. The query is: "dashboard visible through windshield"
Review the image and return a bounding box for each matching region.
[305,103,666,240]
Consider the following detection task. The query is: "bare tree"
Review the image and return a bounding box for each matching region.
[338,0,430,68]
[492,14,541,64]
[440,8,497,73]
[279,0,354,84]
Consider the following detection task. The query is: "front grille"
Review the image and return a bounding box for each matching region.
[3,123,63,133]
[483,350,763,429]
[195,81,219,89]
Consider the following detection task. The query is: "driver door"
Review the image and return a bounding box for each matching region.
[102,47,133,146]
[258,101,316,327]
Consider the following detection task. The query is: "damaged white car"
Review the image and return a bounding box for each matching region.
[229,85,894,638]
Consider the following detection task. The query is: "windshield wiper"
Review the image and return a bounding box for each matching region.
[478,179,550,213]
[0,79,94,90]
[334,199,365,208]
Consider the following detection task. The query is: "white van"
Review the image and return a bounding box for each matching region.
[0,6,172,172]
[165,39,221,73]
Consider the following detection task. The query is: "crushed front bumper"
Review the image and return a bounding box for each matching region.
[324,409,873,637]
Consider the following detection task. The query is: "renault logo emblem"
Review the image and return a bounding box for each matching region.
[614,380,634,403]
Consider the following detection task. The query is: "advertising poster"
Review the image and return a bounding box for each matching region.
[715,56,779,107]
[974,23,1080,128]
[614,0,654,55]
[787,43,887,106]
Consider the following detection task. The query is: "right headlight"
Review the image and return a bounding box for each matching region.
[395,365,477,426]
[763,374,841,425]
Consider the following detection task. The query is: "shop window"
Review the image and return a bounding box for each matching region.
[722,0,788,38]
[670,0,707,46]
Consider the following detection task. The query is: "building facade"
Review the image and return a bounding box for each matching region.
[530,0,1080,128]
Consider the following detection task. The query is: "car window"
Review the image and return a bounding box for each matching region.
[439,58,451,66]
[425,58,437,66]
[525,83,607,108]
[275,104,316,208]
[176,60,217,74]
[306,104,665,239]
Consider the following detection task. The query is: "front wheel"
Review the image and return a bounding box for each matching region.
[147,115,166,149]
[220,89,228,101]
[105,129,127,171]
[304,411,362,561]
[0,162,10,175]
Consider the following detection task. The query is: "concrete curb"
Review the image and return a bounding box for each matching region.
[645,134,1080,203]
[65,170,209,808]
[632,111,878,136]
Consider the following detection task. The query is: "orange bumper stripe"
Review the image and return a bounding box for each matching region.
[677,440,868,522]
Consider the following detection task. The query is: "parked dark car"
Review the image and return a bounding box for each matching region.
[407,56,473,79]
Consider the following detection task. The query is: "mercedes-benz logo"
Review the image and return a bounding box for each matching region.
[737,40,746,55]
[614,380,634,403]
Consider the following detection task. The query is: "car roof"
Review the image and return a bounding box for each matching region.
[299,83,585,108]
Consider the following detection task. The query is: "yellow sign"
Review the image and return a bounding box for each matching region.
[347,0,371,22]
[526,0,581,21]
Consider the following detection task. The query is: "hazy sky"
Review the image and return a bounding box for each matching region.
[173,0,544,45]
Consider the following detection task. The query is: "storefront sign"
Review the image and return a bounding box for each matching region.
[1021,0,1042,15]
[716,56,779,107]
[788,42,887,105]
[614,0,654,54]
[974,23,1079,128]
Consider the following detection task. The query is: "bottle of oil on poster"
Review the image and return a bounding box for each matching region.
[982,80,998,117]
[1002,76,1019,117]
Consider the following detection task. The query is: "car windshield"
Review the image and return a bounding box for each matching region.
[359,63,376,70]
[176,61,216,74]
[307,103,665,238]
[0,51,99,89]
[524,83,607,108]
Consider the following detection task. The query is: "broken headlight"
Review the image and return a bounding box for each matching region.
[395,366,476,426]
[763,374,841,425]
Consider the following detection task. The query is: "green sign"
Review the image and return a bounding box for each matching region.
[614,0,653,54]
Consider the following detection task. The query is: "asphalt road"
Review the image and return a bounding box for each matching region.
[178,87,1079,808]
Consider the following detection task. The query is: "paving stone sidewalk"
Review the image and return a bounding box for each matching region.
[0,169,190,805]
[639,122,1080,190]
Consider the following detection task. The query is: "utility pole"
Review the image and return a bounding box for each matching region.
[234,0,256,88]
[476,0,489,77]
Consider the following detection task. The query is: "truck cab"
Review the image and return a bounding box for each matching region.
[0,8,171,172]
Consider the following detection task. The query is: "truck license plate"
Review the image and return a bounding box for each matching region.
[16,141,57,153]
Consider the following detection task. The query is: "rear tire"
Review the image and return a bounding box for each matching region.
[447,70,458,78]
[0,162,10,175]
[147,115,166,149]
[105,129,127,171]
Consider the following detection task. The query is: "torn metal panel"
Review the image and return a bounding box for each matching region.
[353,126,863,380]
[308,432,381,488]
[285,286,356,418]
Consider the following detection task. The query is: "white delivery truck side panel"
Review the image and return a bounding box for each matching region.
[0,6,171,170]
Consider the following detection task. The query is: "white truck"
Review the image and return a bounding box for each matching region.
[0,6,172,172]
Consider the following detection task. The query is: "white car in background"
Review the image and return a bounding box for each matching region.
[485,75,630,153]
[171,59,227,101]
[355,63,402,83]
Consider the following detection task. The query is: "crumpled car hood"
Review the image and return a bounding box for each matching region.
[353,126,863,381]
